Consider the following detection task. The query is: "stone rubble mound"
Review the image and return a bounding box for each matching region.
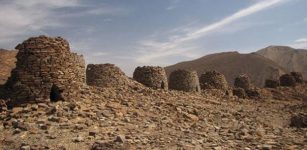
[265,79,280,88]
[280,74,297,87]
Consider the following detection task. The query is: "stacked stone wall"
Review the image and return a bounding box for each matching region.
[168,69,200,92]
[133,66,168,90]
[199,71,228,91]
[5,35,85,105]
[86,63,129,88]
[234,74,252,90]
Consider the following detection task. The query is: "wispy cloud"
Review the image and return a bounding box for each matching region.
[166,0,180,10]
[136,0,285,64]
[0,0,81,48]
[290,37,307,49]
[0,0,128,48]
[295,38,307,43]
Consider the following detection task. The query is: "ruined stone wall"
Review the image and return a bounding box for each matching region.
[265,79,280,88]
[280,74,297,87]
[133,66,168,90]
[199,71,228,91]
[5,35,85,105]
[234,74,252,90]
[168,69,200,92]
[86,64,129,88]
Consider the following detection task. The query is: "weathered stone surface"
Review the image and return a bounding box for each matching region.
[133,66,168,90]
[0,99,7,112]
[168,69,200,92]
[86,63,129,88]
[280,74,296,87]
[290,114,307,128]
[199,70,228,91]
[91,141,126,150]
[233,88,247,99]
[5,35,85,106]
[265,79,280,88]
[246,88,261,99]
[290,72,304,83]
[234,74,252,90]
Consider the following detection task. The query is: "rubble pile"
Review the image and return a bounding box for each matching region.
[280,74,297,87]
[265,79,280,88]
[290,72,304,83]
[232,88,247,99]
[168,69,200,92]
[233,75,263,99]
[133,66,168,90]
[4,36,85,106]
[0,83,306,149]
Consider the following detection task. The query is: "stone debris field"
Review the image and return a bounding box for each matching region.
[0,36,306,150]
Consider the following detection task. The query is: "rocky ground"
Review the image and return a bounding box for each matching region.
[0,81,307,150]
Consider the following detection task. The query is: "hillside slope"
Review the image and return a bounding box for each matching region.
[0,49,17,85]
[165,52,287,87]
[257,46,307,79]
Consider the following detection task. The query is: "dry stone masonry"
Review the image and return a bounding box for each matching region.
[86,63,129,88]
[133,66,168,90]
[5,35,85,106]
[232,88,246,99]
[234,74,252,90]
[265,79,280,88]
[280,74,296,87]
[290,72,304,83]
[233,74,263,99]
[168,69,200,92]
[199,70,228,91]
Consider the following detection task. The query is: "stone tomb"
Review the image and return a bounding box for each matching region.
[133,66,168,90]
[5,36,85,106]
[168,69,200,92]
[86,63,129,88]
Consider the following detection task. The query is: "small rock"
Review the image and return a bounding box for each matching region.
[13,128,21,134]
[183,113,199,121]
[89,131,97,137]
[213,146,222,150]
[114,135,125,143]
[48,116,60,122]
[260,144,272,150]
[38,124,48,130]
[72,135,84,142]
[20,145,31,150]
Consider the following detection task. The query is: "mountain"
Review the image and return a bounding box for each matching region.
[165,51,287,87]
[0,49,17,85]
[257,46,307,79]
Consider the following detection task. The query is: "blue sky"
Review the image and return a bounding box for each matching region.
[0,0,307,75]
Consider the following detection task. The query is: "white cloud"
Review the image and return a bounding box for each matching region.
[289,38,307,49]
[0,0,128,48]
[0,0,81,46]
[295,38,307,43]
[136,0,285,64]
[304,18,307,22]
